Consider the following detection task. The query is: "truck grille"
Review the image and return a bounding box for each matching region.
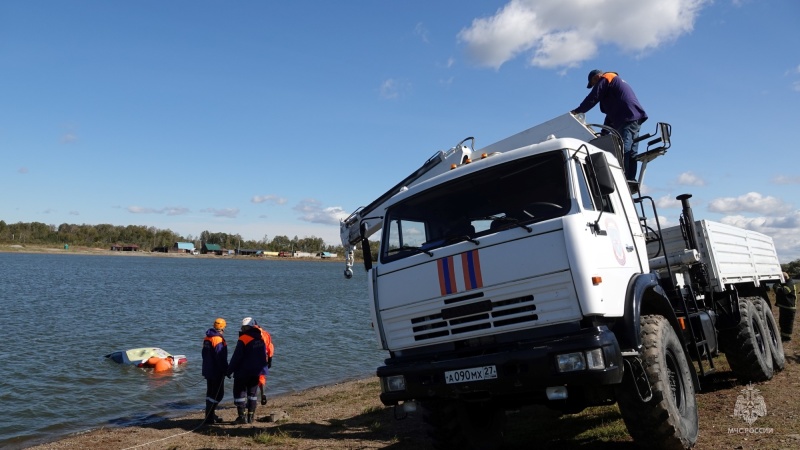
[411,294,537,341]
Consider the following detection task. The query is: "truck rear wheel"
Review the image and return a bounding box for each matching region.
[422,400,505,450]
[721,297,774,382]
[754,297,785,371]
[617,315,698,450]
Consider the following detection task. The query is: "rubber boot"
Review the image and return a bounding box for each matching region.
[203,401,215,425]
[209,403,222,423]
[779,308,795,341]
[246,411,255,424]
[234,406,247,424]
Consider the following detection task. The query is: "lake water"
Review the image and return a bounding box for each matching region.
[0,252,383,449]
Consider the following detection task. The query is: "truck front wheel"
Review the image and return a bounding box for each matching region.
[617,315,698,450]
[422,400,505,450]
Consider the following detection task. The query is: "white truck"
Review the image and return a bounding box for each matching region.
[339,113,785,450]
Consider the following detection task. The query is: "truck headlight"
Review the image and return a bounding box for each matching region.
[555,349,606,373]
[556,352,585,372]
[383,375,406,392]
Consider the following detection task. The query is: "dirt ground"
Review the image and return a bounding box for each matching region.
[27,304,800,450]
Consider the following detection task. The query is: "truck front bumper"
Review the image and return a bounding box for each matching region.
[377,325,623,406]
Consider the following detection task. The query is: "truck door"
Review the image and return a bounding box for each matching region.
[575,154,642,317]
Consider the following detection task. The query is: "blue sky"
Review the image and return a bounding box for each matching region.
[2,1,799,262]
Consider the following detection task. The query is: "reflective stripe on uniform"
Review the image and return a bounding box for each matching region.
[248,396,259,401]
[234,397,246,404]
[206,397,219,404]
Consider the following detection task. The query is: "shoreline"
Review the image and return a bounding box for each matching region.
[0,244,347,263]
[22,375,425,450]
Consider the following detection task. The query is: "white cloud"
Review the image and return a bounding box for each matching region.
[164,207,191,216]
[252,194,287,205]
[293,199,349,225]
[128,206,159,214]
[655,195,682,210]
[458,0,710,69]
[60,132,78,144]
[128,206,190,216]
[677,171,706,186]
[707,192,790,214]
[200,208,239,218]
[380,78,410,99]
[657,215,674,228]
[415,22,429,43]
[772,175,800,185]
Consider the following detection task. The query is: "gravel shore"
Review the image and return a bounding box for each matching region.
[26,377,432,450]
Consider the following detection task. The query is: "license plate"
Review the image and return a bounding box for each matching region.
[444,365,498,384]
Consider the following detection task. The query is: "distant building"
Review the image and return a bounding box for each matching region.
[236,248,263,256]
[202,243,223,255]
[174,242,196,254]
[317,252,337,258]
[110,244,139,252]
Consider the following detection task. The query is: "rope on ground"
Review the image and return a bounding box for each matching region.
[120,378,224,449]
[120,428,197,450]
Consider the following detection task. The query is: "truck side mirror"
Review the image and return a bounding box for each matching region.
[589,152,616,195]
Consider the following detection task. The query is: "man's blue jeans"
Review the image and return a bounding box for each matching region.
[618,120,642,181]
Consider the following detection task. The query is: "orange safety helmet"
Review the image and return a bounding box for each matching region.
[214,318,227,331]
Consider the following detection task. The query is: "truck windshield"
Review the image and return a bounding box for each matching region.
[381,150,570,262]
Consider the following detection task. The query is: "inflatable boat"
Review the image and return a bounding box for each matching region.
[105,347,187,371]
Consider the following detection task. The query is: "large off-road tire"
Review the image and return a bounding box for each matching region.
[422,400,505,450]
[754,298,785,371]
[720,297,774,382]
[617,315,698,450]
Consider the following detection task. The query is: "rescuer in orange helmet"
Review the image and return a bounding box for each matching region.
[201,317,228,425]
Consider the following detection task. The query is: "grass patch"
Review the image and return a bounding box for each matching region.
[505,404,630,447]
[362,405,384,415]
[252,428,297,446]
[368,420,383,431]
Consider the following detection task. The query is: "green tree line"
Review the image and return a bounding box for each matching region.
[0,220,357,255]
[783,260,800,279]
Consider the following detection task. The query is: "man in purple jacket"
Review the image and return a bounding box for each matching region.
[201,318,228,425]
[227,317,269,424]
[572,69,647,181]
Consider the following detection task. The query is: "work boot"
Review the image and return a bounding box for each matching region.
[233,406,247,424]
[203,401,216,425]
[208,403,223,423]
[246,412,255,424]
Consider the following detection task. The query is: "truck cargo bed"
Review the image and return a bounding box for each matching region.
[655,220,781,291]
